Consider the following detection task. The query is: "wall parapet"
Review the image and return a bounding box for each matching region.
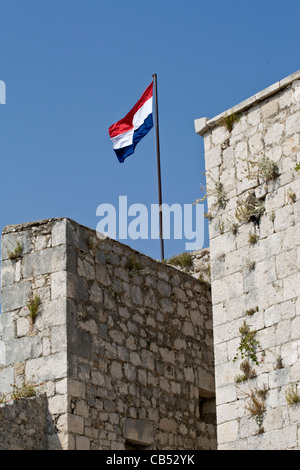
[195,69,300,136]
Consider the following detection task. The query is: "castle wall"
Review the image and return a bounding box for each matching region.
[0,218,215,450]
[0,395,47,450]
[195,71,300,449]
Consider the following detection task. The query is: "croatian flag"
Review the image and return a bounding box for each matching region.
[109,83,154,163]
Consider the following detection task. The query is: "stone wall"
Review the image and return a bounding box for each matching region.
[195,70,300,449]
[0,395,47,450]
[0,217,215,450]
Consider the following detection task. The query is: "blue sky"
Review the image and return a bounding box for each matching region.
[0,0,299,261]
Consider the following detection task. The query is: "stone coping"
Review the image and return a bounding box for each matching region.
[194,69,300,136]
[1,217,209,284]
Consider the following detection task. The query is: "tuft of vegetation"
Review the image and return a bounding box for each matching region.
[275,356,284,370]
[167,252,193,270]
[204,211,213,220]
[86,235,96,251]
[218,220,225,235]
[244,258,256,273]
[285,384,300,405]
[269,211,276,223]
[245,155,279,184]
[287,189,296,204]
[219,112,240,132]
[198,274,211,287]
[125,255,144,272]
[8,241,23,261]
[26,292,41,323]
[230,222,239,236]
[235,359,256,383]
[234,320,261,365]
[196,172,228,213]
[256,155,279,182]
[212,181,228,210]
[235,193,265,225]
[246,306,259,316]
[244,385,268,431]
[248,232,259,245]
[0,392,7,404]
[11,383,36,400]
[295,163,300,172]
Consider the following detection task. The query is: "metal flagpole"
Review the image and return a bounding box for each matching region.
[152,73,164,261]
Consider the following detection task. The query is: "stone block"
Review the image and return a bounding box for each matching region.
[264,122,284,146]
[0,365,14,394]
[1,230,32,261]
[158,417,177,433]
[204,146,222,170]
[1,261,15,287]
[48,394,68,415]
[51,219,67,246]
[1,281,31,313]
[22,246,67,278]
[217,420,238,444]
[123,418,154,445]
[261,98,279,119]
[0,311,15,341]
[286,111,300,136]
[25,352,67,383]
[68,414,84,435]
[5,335,42,365]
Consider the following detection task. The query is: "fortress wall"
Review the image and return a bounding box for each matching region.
[0,217,215,450]
[195,70,300,449]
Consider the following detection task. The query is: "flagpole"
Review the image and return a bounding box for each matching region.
[152,73,164,261]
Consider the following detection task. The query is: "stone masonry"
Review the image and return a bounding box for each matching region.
[195,70,300,449]
[0,217,215,450]
[0,395,47,450]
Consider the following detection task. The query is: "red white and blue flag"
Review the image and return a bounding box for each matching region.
[109,83,154,163]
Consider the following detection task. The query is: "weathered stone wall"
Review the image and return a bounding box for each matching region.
[0,217,215,450]
[0,395,48,450]
[0,218,69,450]
[62,218,215,450]
[195,70,300,449]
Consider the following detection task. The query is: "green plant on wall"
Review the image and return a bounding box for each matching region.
[235,359,256,383]
[219,112,240,132]
[248,232,259,245]
[244,385,268,433]
[245,154,279,184]
[11,383,36,400]
[198,274,211,287]
[257,155,279,182]
[244,258,256,273]
[287,189,296,204]
[245,306,259,316]
[196,171,228,214]
[26,292,41,323]
[230,222,239,236]
[0,392,7,404]
[8,241,23,261]
[285,384,300,405]
[269,211,276,223]
[218,220,225,235]
[235,192,265,225]
[233,320,261,366]
[167,252,193,270]
[125,255,144,273]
